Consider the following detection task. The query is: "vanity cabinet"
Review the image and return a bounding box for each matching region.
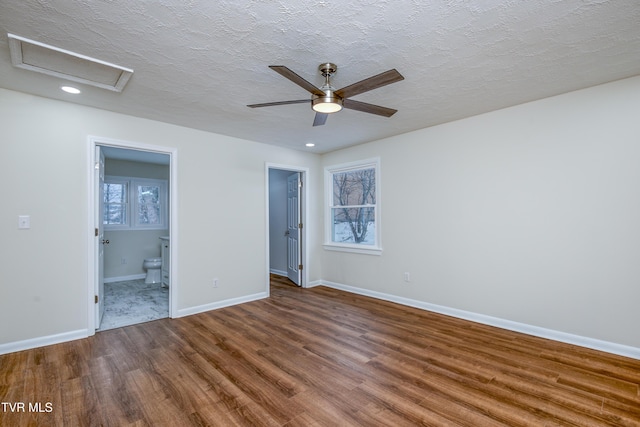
[160,236,170,287]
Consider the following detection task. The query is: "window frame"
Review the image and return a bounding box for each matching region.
[103,177,129,230]
[104,175,168,231]
[324,157,382,255]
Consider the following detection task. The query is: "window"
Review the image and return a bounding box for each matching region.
[324,158,381,255]
[104,176,167,230]
[104,179,128,227]
[136,183,163,227]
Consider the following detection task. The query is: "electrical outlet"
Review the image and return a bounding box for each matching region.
[403,272,410,282]
[121,258,127,265]
[213,278,219,288]
[18,215,30,229]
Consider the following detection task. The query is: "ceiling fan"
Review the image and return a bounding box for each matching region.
[247,63,404,126]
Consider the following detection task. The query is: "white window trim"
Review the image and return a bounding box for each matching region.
[104,175,168,231]
[323,157,382,255]
[103,177,129,230]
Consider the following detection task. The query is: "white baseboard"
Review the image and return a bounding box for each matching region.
[0,329,89,356]
[270,269,287,277]
[175,292,268,318]
[0,292,266,355]
[104,274,146,283]
[318,280,640,361]
[307,280,323,288]
[4,282,637,361]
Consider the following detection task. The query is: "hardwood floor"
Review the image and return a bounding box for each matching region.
[1,275,639,426]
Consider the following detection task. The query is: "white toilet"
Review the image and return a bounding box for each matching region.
[143,257,162,284]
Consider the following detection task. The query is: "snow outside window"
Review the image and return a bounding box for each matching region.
[104,179,128,227]
[104,176,167,230]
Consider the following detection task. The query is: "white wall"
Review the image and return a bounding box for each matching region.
[0,88,321,348]
[104,230,166,279]
[320,76,640,350]
[105,158,169,179]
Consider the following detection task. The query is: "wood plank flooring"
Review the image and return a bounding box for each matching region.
[1,275,639,426]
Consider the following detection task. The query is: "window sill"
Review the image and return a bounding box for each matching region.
[323,244,382,256]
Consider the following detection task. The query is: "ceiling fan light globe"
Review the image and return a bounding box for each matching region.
[312,96,343,113]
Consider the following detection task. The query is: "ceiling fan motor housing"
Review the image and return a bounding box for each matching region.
[312,63,343,113]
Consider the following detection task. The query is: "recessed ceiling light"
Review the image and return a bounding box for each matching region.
[61,85,81,94]
[305,143,315,147]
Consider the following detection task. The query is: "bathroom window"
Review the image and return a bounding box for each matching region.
[104,179,128,227]
[324,158,382,255]
[104,176,168,230]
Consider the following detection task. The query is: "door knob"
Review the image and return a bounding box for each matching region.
[284,230,290,236]
[102,239,110,244]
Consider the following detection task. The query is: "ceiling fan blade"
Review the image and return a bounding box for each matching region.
[247,99,309,108]
[313,112,328,126]
[269,66,325,96]
[342,99,397,117]
[334,69,404,99]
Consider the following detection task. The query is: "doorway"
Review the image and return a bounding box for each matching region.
[266,164,309,291]
[88,136,178,334]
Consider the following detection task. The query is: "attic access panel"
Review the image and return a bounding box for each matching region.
[8,33,133,92]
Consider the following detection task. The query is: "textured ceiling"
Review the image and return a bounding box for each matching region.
[1,1,639,153]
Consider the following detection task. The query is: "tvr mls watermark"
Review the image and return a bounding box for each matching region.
[1,402,53,413]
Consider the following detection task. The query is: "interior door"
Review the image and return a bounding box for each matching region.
[286,173,302,286]
[95,146,105,328]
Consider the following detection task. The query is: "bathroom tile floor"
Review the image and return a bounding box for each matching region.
[98,279,169,331]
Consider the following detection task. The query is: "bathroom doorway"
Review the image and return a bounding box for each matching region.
[266,164,309,291]
[88,137,177,333]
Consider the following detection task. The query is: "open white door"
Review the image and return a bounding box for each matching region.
[286,172,302,286]
[95,146,105,328]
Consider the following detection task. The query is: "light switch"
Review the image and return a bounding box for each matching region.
[18,215,30,229]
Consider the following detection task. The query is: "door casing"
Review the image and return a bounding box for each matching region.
[96,146,105,327]
[87,136,178,334]
[266,163,309,292]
